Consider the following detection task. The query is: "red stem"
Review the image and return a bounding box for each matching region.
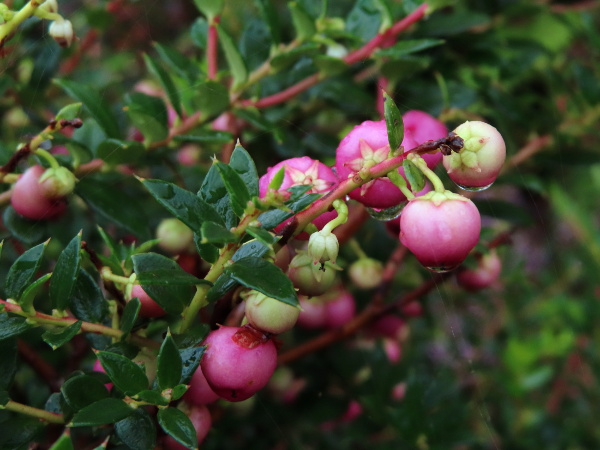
[242,74,321,109]
[208,17,220,80]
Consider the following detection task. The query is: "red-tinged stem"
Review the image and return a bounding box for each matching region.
[207,16,220,80]
[241,4,428,109]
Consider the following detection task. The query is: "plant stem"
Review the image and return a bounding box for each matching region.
[207,16,219,80]
[0,0,43,48]
[2,400,65,424]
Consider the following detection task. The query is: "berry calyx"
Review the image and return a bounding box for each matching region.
[38,166,76,199]
[242,290,300,335]
[399,191,481,271]
[11,165,67,220]
[200,326,277,402]
[443,121,506,191]
[287,253,339,297]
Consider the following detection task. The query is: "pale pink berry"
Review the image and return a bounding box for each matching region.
[383,338,402,364]
[92,359,113,391]
[11,165,67,220]
[296,296,327,329]
[399,191,481,271]
[200,326,277,402]
[369,315,405,341]
[130,285,166,318]
[456,249,502,291]
[259,156,338,239]
[184,366,220,405]
[402,110,448,168]
[163,404,212,449]
[324,289,356,329]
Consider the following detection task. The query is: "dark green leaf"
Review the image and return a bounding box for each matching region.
[124,92,168,143]
[376,39,446,58]
[402,160,425,192]
[0,415,44,448]
[134,390,169,406]
[179,346,206,384]
[1,206,46,244]
[383,90,404,151]
[257,192,320,230]
[206,273,238,303]
[217,24,248,90]
[19,273,52,315]
[199,161,237,229]
[290,2,316,41]
[50,232,82,311]
[0,338,17,390]
[234,107,275,131]
[142,178,224,232]
[42,321,82,350]
[194,81,230,120]
[120,298,140,336]
[173,325,210,349]
[227,256,298,306]
[173,130,233,145]
[232,239,271,261]
[158,332,183,390]
[0,390,8,407]
[195,238,219,265]
[201,221,237,244]
[96,139,145,165]
[143,53,183,118]
[190,18,208,49]
[76,176,150,239]
[0,315,33,340]
[215,161,251,216]
[171,384,189,401]
[229,144,259,198]
[246,226,279,245]
[5,240,48,300]
[69,269,108,323]
[313,55,347,76]
[55,103,83,121]
[346,0,382,43]
[255,0,281,45]
[70,398,134,427]
[132,253,197,314]
[158,407,197,450]
[61,374,109,411]
[54,80,121,138]
[114,408,157,450]
[193,0,223,20]
[271,43,321,71]
[154,43,200,82]
[97,351,149,395]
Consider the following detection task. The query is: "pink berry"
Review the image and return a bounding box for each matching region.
[383,338,402,364]
[399,191,481,271]
[324,289,356,329]
[200,326,277,402]
[163,404,212,449]
[296,295,327,329]
[184,366,220,405]
[259,156,338,239]
[11,165,67,220]
[402,110,448,168]
[369,315,405,340]
[130,285,166,318]
[456,249,502,291]
[443,121,506,191]
[92,359,113,391]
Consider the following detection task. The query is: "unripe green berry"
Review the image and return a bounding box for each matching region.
[348,258,383,289]
[38,167,76,199]
[243,290,300,334]
[287,253,339,297]
[156,218,194,254]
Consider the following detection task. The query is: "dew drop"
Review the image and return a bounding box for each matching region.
[366,202,406,221]
[454,181,493,192]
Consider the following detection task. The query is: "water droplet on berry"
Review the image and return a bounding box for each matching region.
[366,202,406,221]
[454,181,493,192]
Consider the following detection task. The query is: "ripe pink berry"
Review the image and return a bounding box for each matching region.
[402,110,448,168]
[259,156,338,239]
[443,121,506,191]
[200,326,277,402]
[296,295,327,329]
[399,192,481,271]
[323,289,356,329]
[163,404,212,449]
[456,249,501,291]
[184,366,220,405]
[11,165,67,220]
[130,285,166,318]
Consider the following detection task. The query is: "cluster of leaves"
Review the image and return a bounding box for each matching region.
[0,0,599,448]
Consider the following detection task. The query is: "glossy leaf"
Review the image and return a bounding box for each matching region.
[114,408,157,450]
[20,273,52,314]
[255,0,281,45]
[157,332,183,390]
[206,273,238,303]
[289,2,316,41]
[383,90,404,151]
[96,139,145,165]
[158,407,197,450]
[54,80,121,138]
[69,269,108,323]
[50,232,82,311]
[227,256,298,306]
[195,237,219,264]
[171,384,189,401]
[1,206,46,244]
[215,161,251,216]
[402,160,426,192]
[271,43,321,71]
[173,130,233,145]
[120,298,140,336]
[201,221,237,244]
[61,374,109,411]
[246,226,279,245]
[42,321,82,350]
[143,53,183,118]
[199,160,236,230]
[69,398,134,427]
[47,431,73,450]
[194,81,230,120]
[0,316,33,340]
[5,240,48,300]
[179,346,206,384]
[257,192,320,230]
[55,102,82,121]
[124,92,168,143]
[217,24,248,89]
[134,390,169,406]
[97,351,149,395]
[229,144,259,197]
[0,338,17,390]
[142,178,224,232]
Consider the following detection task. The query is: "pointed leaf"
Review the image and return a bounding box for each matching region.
[194,81,230,120]
[70,398,134,427]
[201,221,237,245]
[69,269,108,323]
[54,80,121,139]
[114,408,157,450]
[134,390,169,406]
[0,315,33,340]
[217,24,248,90]
[227,256,298,306]
[120,298,140,336]
[143,53,183,118]
[179,346,206,384]
[402,160,425,192]
[2,206,46,244]
[124,92,168,143]
[158,407,197,450]
[20,273,52,315]
[199,162,237,229]
[206,273,238,303]
[383,90,403,151]
[97,351,149,395]
[0,338,17,390]
[42,321,82,350]
[142,179,224,232]
[61,374,109,411]
[173,130,233,145]
[50,232,82,311]
[290,2,316,41]
[158,332,183,390]
[55,102,82,121]
[154,43,200,82]
[193,0,223,20]
[246,226,279,246]
[255,0,281,45]
[215,161,250,216]
[96,139,145,165]
[229,144,259,197]
[5,240,48,300]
